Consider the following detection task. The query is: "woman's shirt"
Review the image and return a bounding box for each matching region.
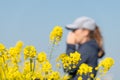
[66,39,104,80]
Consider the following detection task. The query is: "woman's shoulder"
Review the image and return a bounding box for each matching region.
[78,39,100,54]
[81,39,98,48]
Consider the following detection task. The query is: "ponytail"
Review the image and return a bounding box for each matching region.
[94,26,103,48]
[89,26,105,58]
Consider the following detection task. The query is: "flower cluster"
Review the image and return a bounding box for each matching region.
[77,63,94,80]
[24,46,37,59]
[77,63,93,75]
[57,51,81,71]
[37,52,47,63]
[70,51,81,65]
[49,25,63,45]
[0,43,5,53]
[0,42,71,80]
[0,41,24,80]
[0,26,115,80]
[95,57,114,76]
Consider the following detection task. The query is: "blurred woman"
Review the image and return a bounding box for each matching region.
[65,16,105,80]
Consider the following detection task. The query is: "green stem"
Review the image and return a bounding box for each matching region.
[49,39,56,61]
[2,56,7,80]
[30,58,33,80]
[2,65,7,80]
[33,58,35,73]
[49,44,55,61]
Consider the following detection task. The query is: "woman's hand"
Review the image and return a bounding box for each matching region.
[66,32,76,44]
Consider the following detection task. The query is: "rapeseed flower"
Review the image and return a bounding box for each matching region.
[0,26,115,80]
[24,46,36,59]
[98,57,114,73]
[0,43,5,51]
[77,63,93,75]
[42,61,52,73]
[49,25,63,45]
[37,52,47,63]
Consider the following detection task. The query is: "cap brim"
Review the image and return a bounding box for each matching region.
[65,24,78,30]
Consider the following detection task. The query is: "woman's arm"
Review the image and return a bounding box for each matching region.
[66,44,76,55]
[66,32,76,55]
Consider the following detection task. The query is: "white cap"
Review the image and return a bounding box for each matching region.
[66,16,96,31]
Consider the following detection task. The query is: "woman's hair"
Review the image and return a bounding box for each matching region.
[89,25,105,58]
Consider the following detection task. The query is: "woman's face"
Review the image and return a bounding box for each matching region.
[74,29,89,43]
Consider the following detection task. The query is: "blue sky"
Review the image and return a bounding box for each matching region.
[0,0,120,79]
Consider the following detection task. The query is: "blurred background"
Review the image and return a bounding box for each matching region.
[0,0,120,79]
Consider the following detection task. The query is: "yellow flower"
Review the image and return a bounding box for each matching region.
[48,71,60,80]
[60,51,81,70]
[24,46,36,59]
[23,61,31,73]
[78,76,82,80]
[95,78,101,80]
[62,74,71,80]
[42,61,52,73]
[8,42,23,65]
[77,63,93,75]
[98,57,114,73]
[61,56,71,69]
[25,72,32,79]
[9,41,23,57]
[7,66,22,79]
[49,26,63,44]
[15,41,24,48]
[0,43,5,53]
[90,73,94,78]
[0,36,115,80]
[32,72,43,80]
[37,51,47,63]
[0,53,9,63]
[9,47,20,57]
[56,53,67,62]
[70,51,81,65]
[0,43,5,50]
